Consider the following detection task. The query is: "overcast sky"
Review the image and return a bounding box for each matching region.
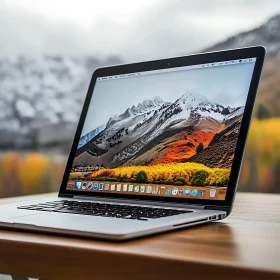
[1,0,280,62]
[81,60,255,135]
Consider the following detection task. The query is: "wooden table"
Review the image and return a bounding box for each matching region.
[0,192,279,280]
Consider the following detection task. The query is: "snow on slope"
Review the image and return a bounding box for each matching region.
[0,54,122,134]
[78,124,106,148]
[106,96,167,128]
[77,91,242,166]
[204,14,280,56]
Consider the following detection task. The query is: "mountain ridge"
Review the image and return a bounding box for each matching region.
[74,91,241,168]
[0,54,122,133]
[204,14,280,56]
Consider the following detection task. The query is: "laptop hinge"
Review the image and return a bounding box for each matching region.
[71,195,206,210]
[205,205,231,215]
[58,193,74,198]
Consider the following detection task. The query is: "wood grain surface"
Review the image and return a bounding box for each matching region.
[0,192,279,280]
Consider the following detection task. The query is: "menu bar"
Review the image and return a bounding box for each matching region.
[97,57,256,81]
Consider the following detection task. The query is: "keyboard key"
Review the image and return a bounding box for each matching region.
[17,200,193,221]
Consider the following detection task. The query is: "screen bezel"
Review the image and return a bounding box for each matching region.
[58,46,265,209]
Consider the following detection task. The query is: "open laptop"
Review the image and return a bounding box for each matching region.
[0,46,265,241]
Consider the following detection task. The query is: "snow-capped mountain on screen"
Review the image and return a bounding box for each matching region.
[74,92,244,168]
[78,124,106,149]
[106,96,168,128]
[163,91,227,122]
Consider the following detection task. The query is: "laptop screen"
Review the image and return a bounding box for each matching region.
[67,58,256,200]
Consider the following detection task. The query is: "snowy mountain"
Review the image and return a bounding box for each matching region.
[133,96,166,113]
[74,92,242,168]
[163,92,226,122]
[0,54,122,148]
[204,14,280,56]
[78,124,106,149]
[106,96,167,128]
[0,54,122,133]
[223,106,245,121]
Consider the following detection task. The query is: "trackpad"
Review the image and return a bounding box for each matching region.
[10,212,140,235]
[11,213,94,230]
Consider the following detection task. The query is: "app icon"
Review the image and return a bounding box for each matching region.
[165,188,171,195]
[172,187,178,195]
[146,186,152,193]
[99,183,104,190]
[134,185,139,192]
[82,182,87,190]
[128,185,133,192]
[117,184,121,191]
[87,182,93,190]
[104,184,109,191]
[192,189,198,196]
[93,183,98,190]
[210,189,216,198]
[140,186,145,193]
[111,184,115,191]
[184,188,191,196]
[160,186,165,194]
[123,184,128,192]
[198,190,206,197]
[74,181,81,189]
[178,188,184,196]
[152,186,158,194]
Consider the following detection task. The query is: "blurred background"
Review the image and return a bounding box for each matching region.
[0,0,280,198]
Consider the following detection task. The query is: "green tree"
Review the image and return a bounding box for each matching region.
[196,142,204,153]
[174,176,186,185]
[256,104,270,120]
[135,170,148,183]
[191,170,209,186]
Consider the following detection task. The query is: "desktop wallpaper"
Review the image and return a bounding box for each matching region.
[68,61,255,200]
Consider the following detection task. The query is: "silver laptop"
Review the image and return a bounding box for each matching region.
[0,47,265,241]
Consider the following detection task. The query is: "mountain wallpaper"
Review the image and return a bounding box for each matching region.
[71,91,243,187]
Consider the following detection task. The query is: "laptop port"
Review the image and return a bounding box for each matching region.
[218,214,225,219]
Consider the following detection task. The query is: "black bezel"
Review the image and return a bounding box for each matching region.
[59,46,265,210]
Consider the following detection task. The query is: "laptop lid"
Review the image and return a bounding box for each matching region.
[59,46,265,211]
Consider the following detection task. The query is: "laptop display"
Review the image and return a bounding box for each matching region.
[67,58,256,200]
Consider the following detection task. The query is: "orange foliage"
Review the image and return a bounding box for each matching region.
[0,153,66,197]
[89,162,230,186]
[17,153,50,194]
[239,118,280,192]
[151,131,215,165]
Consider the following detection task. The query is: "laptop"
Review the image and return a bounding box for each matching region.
[0,46,265,240]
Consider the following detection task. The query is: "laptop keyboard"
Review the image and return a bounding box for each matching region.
[17,200,192,221]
